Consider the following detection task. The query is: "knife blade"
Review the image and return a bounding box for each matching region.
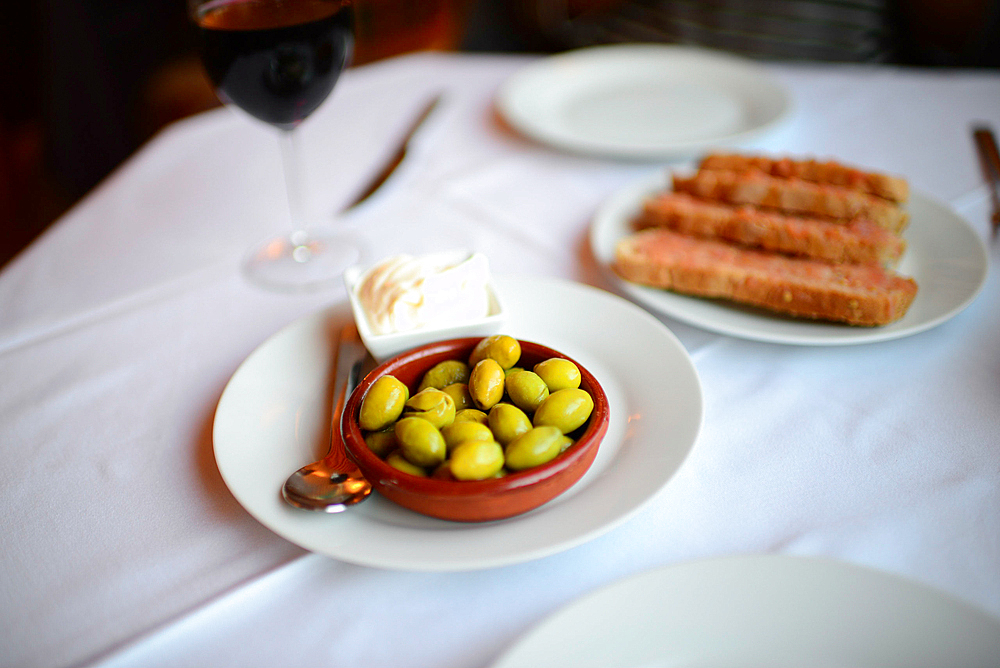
[342,93,443,211]
[972,125,1000,235]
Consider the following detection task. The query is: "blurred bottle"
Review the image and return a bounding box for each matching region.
[352,0,474,65]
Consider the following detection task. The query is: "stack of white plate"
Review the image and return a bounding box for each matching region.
[537,0,896,62]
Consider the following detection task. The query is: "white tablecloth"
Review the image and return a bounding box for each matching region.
[1,52,998,668]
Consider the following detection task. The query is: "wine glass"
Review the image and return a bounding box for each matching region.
[190,0,361,290]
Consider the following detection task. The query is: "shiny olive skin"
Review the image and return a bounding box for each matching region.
[442,383,474,411]
[360,336,598,480]
[359,375,410,431]
[402,388,455,430]
[432,459,507,480]
[417,360,470,392]
[363,428,397,457]
[468,358,505,411]
[505,426,565,470]
[532,388,594,434]
[441,421,494,452]
[394,416,446,467]
[468,335,521,370]
[487,402,532,445]
[453,408,489,425]
[431,460,455,479]
[533,358,582,392]
[386,450,428,477]
[505,370,550,413]
[449,440,505,480]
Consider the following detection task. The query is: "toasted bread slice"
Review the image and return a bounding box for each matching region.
[636,192,906,266]
[614,228,918,326]
[699,153,909,203]
[672,170,909,234]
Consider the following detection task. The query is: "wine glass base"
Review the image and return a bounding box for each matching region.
[242,228,365,292]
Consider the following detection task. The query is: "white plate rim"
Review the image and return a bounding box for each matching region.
[589,170,990,345]
[213,275,703,571]
[496,43,792,159]
[490,554,1000,667]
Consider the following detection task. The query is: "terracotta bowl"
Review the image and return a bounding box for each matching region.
[341,337,610,522]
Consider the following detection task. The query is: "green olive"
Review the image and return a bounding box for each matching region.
[532,388,594,434]
[386,450,428,477]
[533,358,582,392]
[450,440,505,480]
[393,416,446,467]
[363,428,397,457]
[469,335,521,370]
[505,370,550,413]
[441,421,494,452]
[417,360,470,392]
[454,408,489,425]
[468,358,505,411]
[359,375,409,431]
[442,383,474,411]
[487,402,532,445]
[431,460,455,480]
[505,426,565,470]
[402,388,455,430]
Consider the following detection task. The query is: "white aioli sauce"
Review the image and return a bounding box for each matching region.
[356,252,493,335]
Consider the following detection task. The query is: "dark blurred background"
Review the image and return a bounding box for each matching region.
[1,0,997,269]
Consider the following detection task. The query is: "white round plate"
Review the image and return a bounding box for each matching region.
[496,44,791,159]
[492,555,1000,668]
[213,276,702,571]
[590,171,990,345]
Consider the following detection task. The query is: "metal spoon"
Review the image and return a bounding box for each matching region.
[282,323,372,511]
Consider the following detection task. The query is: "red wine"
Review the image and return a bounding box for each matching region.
[196,0,353,129]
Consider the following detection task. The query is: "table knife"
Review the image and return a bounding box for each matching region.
[972,125,1000,235]
[342,94,442,210]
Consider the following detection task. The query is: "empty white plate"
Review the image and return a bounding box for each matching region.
[492,555,1000,667]
[496,44,791,159]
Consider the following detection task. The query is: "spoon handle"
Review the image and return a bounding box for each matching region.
[324,323,368,473]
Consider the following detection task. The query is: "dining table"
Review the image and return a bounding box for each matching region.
[2,48,999,668]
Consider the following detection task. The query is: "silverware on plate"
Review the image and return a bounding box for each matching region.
[972,125,1000,235]
[283,96,444,509]
[282,323,372,511]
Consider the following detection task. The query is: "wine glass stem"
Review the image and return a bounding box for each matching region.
[279,129,309,251]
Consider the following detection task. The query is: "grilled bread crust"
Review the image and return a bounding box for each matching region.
[699,153,909,203]
[614,229,918,326]
[672,170,909,234]
[637,192,906,266]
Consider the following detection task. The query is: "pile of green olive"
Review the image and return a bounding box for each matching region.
[357,335,595,481]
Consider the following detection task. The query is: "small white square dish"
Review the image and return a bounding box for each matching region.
[344,250,505,361]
